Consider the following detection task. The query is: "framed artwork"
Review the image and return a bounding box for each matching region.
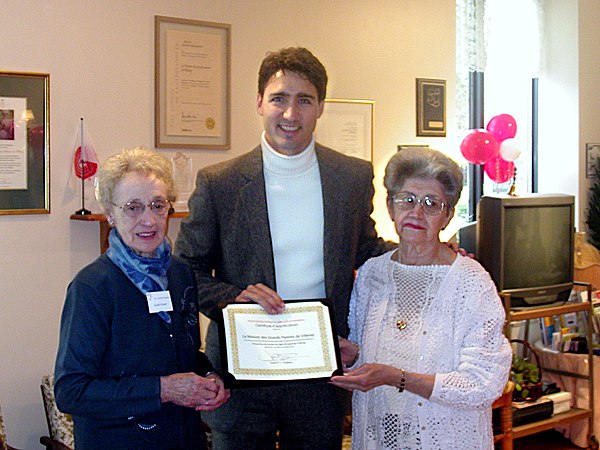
[398,144,429,152]
[0,71,50,215]
[586,143,600,178]
[315,99,374,161]
[416,78,446,137]
[155,16,231,149]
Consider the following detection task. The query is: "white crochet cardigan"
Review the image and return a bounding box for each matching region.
[348,252,512,449]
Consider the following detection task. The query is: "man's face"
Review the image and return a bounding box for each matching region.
[257,70,324,156]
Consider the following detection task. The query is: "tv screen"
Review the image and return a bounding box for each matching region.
[476,194,575,308]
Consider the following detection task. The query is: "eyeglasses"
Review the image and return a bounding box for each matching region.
[392,192,446,216]
[110,199,172,218]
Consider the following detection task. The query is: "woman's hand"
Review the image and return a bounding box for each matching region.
[235,283,285,314]
[337,336,360,368]
[330,363,399,392]
[331,364,435,398]
[195,373,230,411]
[160,372,228,409]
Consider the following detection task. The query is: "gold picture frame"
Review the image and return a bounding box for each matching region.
[416,78,446,137]
[154,16,231,149]
[0,71,50,215]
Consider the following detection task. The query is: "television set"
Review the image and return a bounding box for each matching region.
[476,194,575,308]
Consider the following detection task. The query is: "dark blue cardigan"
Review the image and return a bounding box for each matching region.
[54,254,212,449]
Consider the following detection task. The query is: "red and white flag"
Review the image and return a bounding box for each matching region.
[68,119,99,192]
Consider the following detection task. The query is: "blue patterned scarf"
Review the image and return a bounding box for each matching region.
[106,228,173,323]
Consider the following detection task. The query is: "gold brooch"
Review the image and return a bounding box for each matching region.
[396,320,407,331]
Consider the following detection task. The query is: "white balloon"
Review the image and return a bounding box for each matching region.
[499,138,521,161]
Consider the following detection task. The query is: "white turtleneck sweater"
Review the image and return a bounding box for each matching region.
[261,132,326,300]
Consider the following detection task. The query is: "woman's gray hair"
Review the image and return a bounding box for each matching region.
[95,146,175,211]
[384,147,464,210]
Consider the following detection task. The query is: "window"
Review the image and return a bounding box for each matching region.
[456,0,544,219]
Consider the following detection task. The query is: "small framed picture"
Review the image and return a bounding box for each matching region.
[586,143,600,178]
[416,78,446,137]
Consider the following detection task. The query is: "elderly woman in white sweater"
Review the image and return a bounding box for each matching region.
[331,147,512,449]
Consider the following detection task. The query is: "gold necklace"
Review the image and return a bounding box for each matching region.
[392,262,409,331]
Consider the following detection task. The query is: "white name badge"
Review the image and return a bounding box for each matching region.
[146,291,174,314]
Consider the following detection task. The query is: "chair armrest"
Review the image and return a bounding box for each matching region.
[39,436,72,450]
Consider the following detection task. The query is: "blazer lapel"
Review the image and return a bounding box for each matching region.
[238,148,276,287]
[317,145,346,298]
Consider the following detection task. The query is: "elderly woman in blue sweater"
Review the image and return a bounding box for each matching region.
[331,147,511,449]
[55,147,229,449]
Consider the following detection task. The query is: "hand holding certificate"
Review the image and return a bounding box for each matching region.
[218,299,342,387]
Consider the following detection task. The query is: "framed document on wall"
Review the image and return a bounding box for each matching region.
[315,99,374,161]
[155,16,231,149]
[0,71,50,215]
[416,78,446,137]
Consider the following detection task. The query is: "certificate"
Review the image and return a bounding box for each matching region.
[218,300,342,386]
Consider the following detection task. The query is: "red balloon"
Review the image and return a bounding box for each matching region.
[460,129,499,165]
[484,155,515,183]
[486,114,517,142]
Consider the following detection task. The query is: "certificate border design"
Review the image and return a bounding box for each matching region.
[154,16,231,149]
[226,305,334,377]
[217,299,342,387]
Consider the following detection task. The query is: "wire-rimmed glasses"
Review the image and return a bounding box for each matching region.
[392,192,446,216]
[110,199,172,218]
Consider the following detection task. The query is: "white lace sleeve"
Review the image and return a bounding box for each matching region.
[347,262,368,346]
[430,268,512,409]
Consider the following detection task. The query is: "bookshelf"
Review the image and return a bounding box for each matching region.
[502,283,598,448]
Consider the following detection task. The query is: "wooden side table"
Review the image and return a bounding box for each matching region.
[70,211,188,253]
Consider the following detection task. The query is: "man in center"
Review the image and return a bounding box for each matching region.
[176,47,393,449]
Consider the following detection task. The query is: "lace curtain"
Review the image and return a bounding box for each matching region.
[455,0,545,132]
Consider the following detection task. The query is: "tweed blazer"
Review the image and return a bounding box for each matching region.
[175,144,392,368]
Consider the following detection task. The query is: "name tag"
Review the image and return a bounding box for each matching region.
[146,291,173,314]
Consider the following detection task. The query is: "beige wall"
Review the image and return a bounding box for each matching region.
[0,1,457,446]
[578,0,600,228]
[1,0,599,447]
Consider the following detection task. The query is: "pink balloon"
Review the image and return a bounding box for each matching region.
[486,114,517,142]
[484,155,515,183]
[460,129,499,165]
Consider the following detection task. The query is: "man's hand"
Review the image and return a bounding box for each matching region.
[445,241,474,258]
[235,283,285,314]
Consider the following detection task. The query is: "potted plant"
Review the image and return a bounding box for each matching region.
[511,355,542,401]
[510,339,543,401]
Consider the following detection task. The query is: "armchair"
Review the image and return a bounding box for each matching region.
[40,375,74,450]
[0,403,19,450]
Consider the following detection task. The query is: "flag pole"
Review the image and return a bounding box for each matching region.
[74,117,91,215]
